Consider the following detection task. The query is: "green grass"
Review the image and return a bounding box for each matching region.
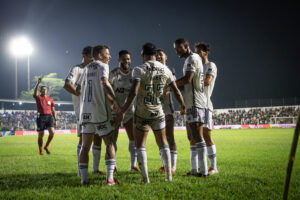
[0,128,299,200]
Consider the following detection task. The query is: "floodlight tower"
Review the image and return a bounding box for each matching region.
[10,37,33,99]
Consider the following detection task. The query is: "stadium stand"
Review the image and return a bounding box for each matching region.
[174,106,299,126]
[1,106,298,131]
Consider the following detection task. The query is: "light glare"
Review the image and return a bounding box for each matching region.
[10,37,33,57]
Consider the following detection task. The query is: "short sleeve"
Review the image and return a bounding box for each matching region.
[65,66,77,84]
[206,63,217,77]
[166,68,175,85]
[132,67,142,81]
[185,57,197,72]
[77,69,85,87]
[51,98,55,107]
[100,64,109,79]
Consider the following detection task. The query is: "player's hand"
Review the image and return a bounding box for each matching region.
[54,120,57,127]
[180,104,186,115]
[114,112,124,129]
[163,85,171,96]
[75,87,81,96]
[113,103,121,113]
[38,76,43,84]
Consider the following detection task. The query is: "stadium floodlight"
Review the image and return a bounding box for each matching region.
[10,37,33,57]
[9,37,34,97]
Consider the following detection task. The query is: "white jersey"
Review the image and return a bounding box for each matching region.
[78,60,111,124]
[133,60,175,119]
[183,53,207,109]
[109,67,134,113]
[162,66,175,114]
[203,62,217,111]
[65,63,85,120]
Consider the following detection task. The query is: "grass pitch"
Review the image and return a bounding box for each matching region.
[0,128,299,200]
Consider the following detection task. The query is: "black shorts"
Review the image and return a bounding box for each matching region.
[36,114,54,131]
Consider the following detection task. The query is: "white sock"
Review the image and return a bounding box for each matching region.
[159,150,165,167]
[77,144,82,176]
[79,163,88,183]
[128,140,137,168]
[196,141,208,175]
[159,145,172,181]
[92,145,101,172]
[207,145,217,170]
[105,159,116,181]
[190,145,198,174]
[170,150,178,172]
[137,147,149,183]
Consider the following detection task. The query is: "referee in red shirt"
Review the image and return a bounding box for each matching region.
[33,76,57,155]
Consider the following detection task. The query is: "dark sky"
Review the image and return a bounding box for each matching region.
[0,0,299,108]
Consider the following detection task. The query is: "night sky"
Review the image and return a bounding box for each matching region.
[0,0,299,108]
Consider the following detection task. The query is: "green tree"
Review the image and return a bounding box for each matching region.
[19,73,64,100]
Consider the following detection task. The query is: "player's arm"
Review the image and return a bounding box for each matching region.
[33,76,43,99]
[101,77,120,110]
[175,71,194,87]
[169,81,186,115]
[51,104,57,127]
[63,80,78,96]
[204,74,213,86]
[121,79,140,114]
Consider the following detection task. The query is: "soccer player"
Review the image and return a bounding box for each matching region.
[109,50,138,171]
[174,38,208,177]
[33,76,57,155]
[195,42,218,174]
[115,43,186,183]
[64,46,104,176]
[76,45,119,185]
[156,48,177,174]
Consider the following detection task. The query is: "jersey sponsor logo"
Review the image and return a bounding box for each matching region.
[82,113,92,121]
[97,124,107,130]
[116,88,125,93]
[150,111,159,117]
[145,65,164,73]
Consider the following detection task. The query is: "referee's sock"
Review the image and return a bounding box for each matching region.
[45,134,54,148]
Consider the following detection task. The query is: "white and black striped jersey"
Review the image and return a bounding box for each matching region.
[133,60,175,119]
[109,67,134,113]
[203,62,217,111]
[65,63,85,120]
[162,66,176,115]
[77,60,111,124]
[183,53,207,109]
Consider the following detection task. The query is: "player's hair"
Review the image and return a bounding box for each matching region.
[118,50,131,58]
[156,48,165,53]
[194,42,210,52]
[40,86,47,90]
[82,46,92,56]
[174,38,189,46]
[142,43,157,56]
[92,45,109,58]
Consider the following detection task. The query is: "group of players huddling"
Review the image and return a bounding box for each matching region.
[61,38,218,186]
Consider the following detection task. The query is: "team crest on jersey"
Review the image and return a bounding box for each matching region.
[82,113,92,121]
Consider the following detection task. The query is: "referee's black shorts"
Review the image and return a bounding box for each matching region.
[36,114,54,131]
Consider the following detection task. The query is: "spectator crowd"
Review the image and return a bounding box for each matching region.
[0,111,76,131]
[174,106,299,126]
[0,106,299,131]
